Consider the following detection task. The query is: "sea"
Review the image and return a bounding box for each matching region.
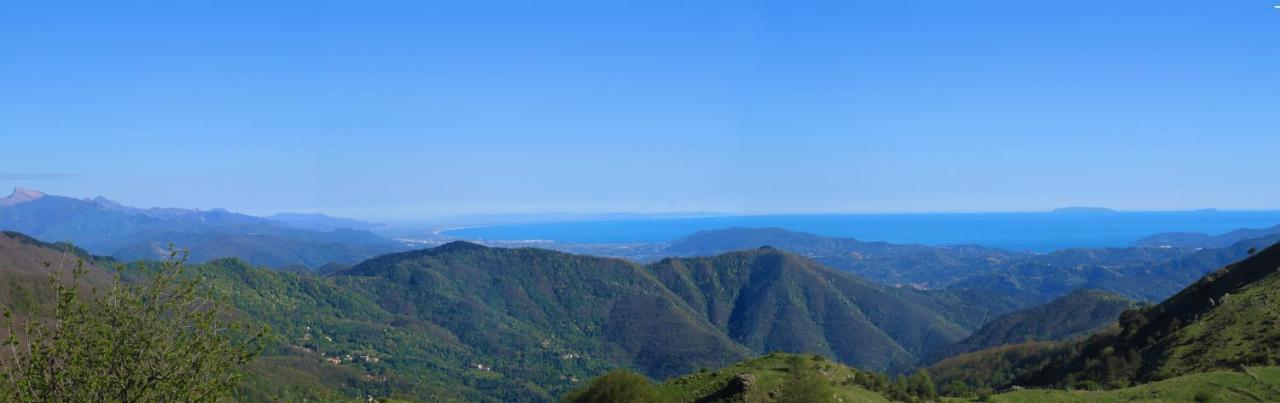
[442,210,1280,252]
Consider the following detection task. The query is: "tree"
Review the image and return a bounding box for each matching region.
[908,369,938,401]
[976,386,995,401]
[889,375,913,402]
[778,356,836,403]
[560,369,663,403]
[0,250,267,402]
[942,380,970,397]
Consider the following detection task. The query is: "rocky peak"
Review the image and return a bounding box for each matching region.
[0,187,46,206]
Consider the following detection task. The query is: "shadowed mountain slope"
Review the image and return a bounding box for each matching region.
[646,247,967,371]
[935,289,1136,360]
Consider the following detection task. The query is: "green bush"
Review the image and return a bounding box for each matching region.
[0,250,267,402]
[561,369,663,403]
[976,386,995,402]
[778,358,837,403]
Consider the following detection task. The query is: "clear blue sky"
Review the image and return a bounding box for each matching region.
[2,1,1278,219]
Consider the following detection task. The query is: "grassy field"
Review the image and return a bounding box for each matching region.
[954,366,1280,402]
[657,353,890,403]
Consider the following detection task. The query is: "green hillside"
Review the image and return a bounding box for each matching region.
[647,247,967,371]
[340,242,751,387]
[0,231,114,324]
[982,366,1280,402]
[9,229,1279,401]
[937,290,1136,359]
[928,342,1071,394]
[655,353,893,402]
[567,353,943,403]
[1017,241,1280,388]
[171,241,978,400]
[626,355,1280,403]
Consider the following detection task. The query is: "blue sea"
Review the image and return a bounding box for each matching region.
[443,211,1280,252]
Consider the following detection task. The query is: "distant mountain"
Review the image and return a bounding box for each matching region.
[664,227,1028,288]
[935,289,1136,360]
[953,234,1280,303]
[266,212,384,232]
[1017,239,1280,388]
[1135,223,1280,248]
[102,227,401,269]
[0,188,407,269]
[0,187,46,206]
[663,227,1216,304]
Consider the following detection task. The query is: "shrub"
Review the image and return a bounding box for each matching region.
[778,357,836,403]
[561,369,663,403]
[0,250,267,402]
[1194,390,1215,403]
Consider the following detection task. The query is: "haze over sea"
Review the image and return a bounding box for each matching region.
[444,210,1280,252]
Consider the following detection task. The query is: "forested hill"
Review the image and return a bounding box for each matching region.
[0,231,119,342]
[646,247,966,370]
[0,233,990,401]
[1017,240,1280,388]
[338,242,968,374]
[934,289,1136,360]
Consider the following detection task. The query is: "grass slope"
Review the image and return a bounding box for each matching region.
[982,366,1280,402]
[1018,241,1280,387]
[657,353,891,403]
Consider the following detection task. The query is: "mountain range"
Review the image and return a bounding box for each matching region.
[3,224,1280,401]
[1135,224,1280,249]
[0,231,992,400]
[661,227,1273,305]
[0,188,406,269]
[5,190,1280,401]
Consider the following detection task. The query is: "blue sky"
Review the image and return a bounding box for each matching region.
[2,1,1278,219]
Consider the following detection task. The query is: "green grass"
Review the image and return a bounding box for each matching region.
[964,367,1280,402]
[1156,274,1280,378]
[656,353,890,403]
